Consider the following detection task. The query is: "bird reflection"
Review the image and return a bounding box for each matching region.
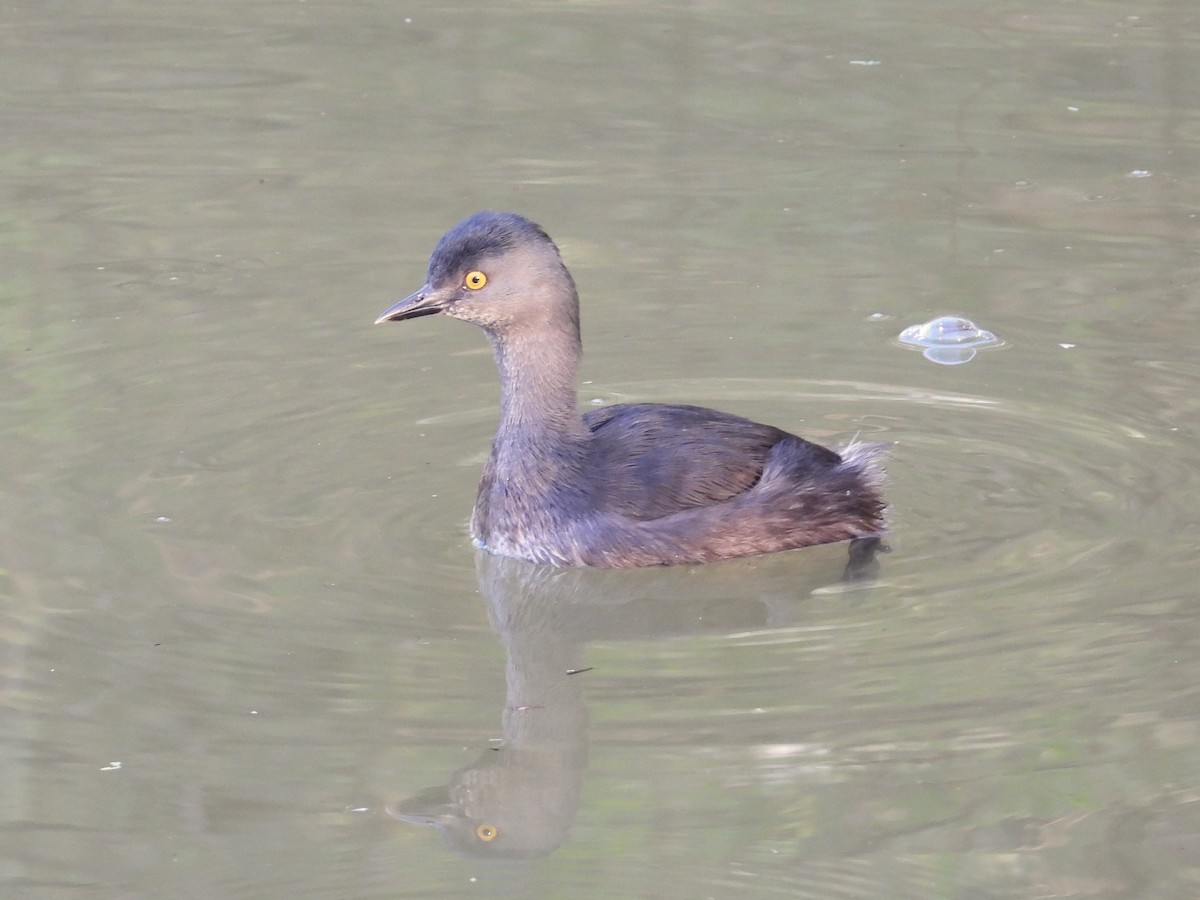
[387,537,885,858]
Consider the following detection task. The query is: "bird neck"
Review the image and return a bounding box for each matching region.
[473,317,591,544]
[488,320,588,457]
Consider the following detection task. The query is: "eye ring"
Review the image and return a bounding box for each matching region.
[475,823,498,842]
[464,271,487,290]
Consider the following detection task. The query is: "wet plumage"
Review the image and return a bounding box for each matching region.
[376,211,886,567]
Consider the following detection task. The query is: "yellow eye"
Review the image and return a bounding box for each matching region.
[475,823,498,842]
[464,271,487,290]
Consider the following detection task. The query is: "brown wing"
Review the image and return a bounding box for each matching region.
[582,403,838,521]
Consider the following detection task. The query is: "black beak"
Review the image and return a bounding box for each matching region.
[374,285,445,324]
[384,784,459,826]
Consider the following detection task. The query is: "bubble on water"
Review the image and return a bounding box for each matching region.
[897,315,1000,365]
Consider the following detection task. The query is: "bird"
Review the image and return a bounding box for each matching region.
[375,211,886,568]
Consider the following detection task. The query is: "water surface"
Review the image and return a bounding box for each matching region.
[3,1,1199,897]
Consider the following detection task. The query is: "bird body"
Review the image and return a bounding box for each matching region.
[377,211,885,567]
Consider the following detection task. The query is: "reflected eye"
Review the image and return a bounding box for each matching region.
[464,271,487,290]
[475,823,498,842]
